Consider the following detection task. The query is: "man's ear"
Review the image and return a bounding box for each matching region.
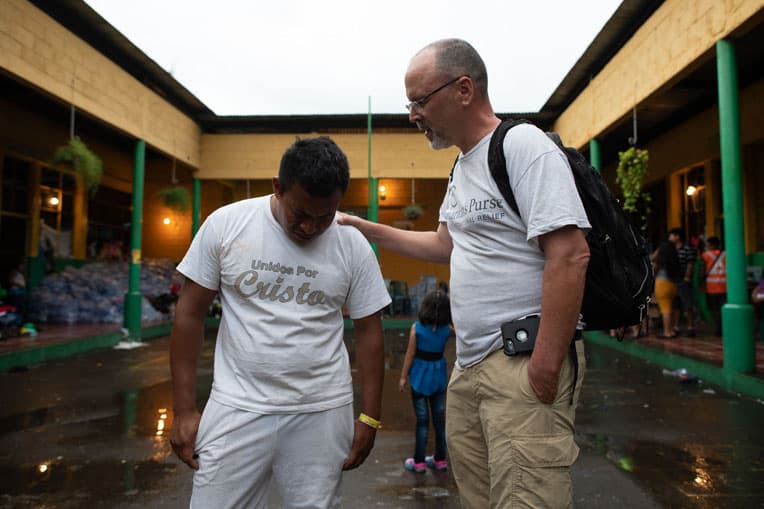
[272,177,281,197]
[458,76,475,106]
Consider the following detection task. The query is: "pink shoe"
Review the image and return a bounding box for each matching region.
[425,455,448,471]
[404,458,426,473]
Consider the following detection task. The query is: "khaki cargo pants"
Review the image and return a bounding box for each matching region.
[446,341,585,508]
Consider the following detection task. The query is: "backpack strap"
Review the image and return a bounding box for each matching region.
[449,117,534,215]
[448,154,459,183]
[487,119,531,217]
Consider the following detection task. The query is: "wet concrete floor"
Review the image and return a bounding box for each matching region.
[1,328,763,508]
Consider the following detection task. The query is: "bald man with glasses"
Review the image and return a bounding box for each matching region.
[340,38,590,508]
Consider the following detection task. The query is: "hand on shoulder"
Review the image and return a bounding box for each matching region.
[336,211,359,227]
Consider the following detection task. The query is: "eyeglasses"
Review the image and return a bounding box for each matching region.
[405,75,466,112]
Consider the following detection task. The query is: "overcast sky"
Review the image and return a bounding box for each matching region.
[83,0,622,116]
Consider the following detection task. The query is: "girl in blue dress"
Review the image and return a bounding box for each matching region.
[399,290,452,473]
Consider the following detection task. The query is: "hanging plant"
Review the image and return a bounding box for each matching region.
[402,203,423,221]
[615,147,651,232]
[52,138,103,196]
[159,186,191,212]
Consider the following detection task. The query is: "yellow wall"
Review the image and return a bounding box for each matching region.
[341,178,450,286]
[638,79,764,185]
[199,132,459,179]
[0,0,201,167]
[553,0,764,149]
[641,79,763,244]
[744,141,764,251]
[596,78,764,249]
[223,178,450,286]
[142,180,232,262]
[230,180,272,202]
[0,88,231,262]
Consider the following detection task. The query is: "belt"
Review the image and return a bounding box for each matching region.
[415,349,443,361]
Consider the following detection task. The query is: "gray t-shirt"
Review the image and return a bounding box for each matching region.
[439,124,590,368]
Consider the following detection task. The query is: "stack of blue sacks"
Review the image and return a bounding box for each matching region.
[29,259,178,324]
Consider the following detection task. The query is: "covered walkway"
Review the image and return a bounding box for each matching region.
[0,321,170,371]
[635,334,764,373]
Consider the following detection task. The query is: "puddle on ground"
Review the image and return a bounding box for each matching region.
[0,373,213,439]
[0,458,176,505]
[7,330,764,507]
[583,425,764,506]
[377,481,453,498]
[0,328,421,437]
[0,329,426,507]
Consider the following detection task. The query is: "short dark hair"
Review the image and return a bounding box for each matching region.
[426,39,488,97]
[279,137,350,196]
[417,290,451,327]
[668,227,684,241]
[707,236,722,249]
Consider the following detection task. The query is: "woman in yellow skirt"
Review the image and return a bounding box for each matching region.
[652,240,681,338]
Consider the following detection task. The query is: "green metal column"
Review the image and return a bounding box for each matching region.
[716,39,754,375]
[367,97,379,255]
[589,138,601,172]
[124,140,145,341]
[192,178,201,238]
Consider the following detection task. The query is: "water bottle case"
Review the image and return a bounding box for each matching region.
[501,315,540,356]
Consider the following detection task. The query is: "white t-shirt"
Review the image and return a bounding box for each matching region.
[177,195,391,414]
[440,123,590,369]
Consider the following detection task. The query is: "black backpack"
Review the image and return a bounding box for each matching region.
[455,118,654,331]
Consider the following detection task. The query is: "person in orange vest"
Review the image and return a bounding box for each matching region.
[702,236,727,336]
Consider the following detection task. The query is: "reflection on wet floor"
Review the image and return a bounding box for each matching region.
[1,329,764,507]
[0,458,176,498]
[578,345,764,508]
[0,328,458,507]
[0,376,190,507]
[375,479,453,502]
[583,434,729,498]
[582,432,764,508]
[0,374,212,439]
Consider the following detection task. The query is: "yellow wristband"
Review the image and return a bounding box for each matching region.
[358,412,382,430]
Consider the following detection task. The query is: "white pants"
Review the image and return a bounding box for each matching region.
[190,399,354,509]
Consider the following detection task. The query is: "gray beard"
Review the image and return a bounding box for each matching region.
[417,121,452,150]
[429,132,452,150]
